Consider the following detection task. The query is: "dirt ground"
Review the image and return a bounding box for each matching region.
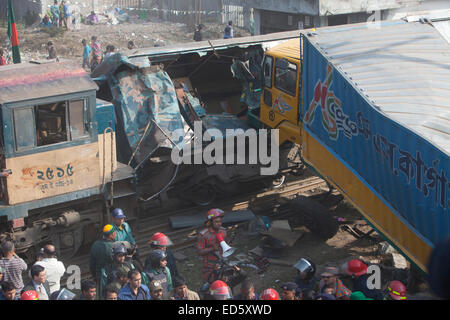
[1,12,250,63]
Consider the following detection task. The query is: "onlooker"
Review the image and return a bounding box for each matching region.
[118,269,150,300]
[81,39,90,69]
[233,279,259,300]
[91,36,102,61]
[33,244,66,294]
[0,49,6,66]
[50,1,60,26]
[63,1,70,30]
[0,241,27,298]
[148,232,178,279]
[22,264,51,300]
[79,280,96,300]
[293,258,318,299]
[58,0,64,27]
[127,40,136,50]
[144,249,172,298]
[104,283,119,300]
[172,276,200,300]
[318,266,352,300]
[90,54,102,72]
[0,266,3,281]
[111,208,136,245]
[87,11,98,25]
[89,224,116,282]
[197,208,228,282]
[224,20,234,39]
[193,24,204,41]
[343,259,384,300]
[47,41,57,60]
[0,281,18,300]
[149,280,164,300]
[104,45,116,59]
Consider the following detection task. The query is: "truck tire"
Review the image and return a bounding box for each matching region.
[290,195,339,240]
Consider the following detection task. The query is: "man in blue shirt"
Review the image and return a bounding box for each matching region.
[81,39,90,69]
[50,1,60,27]
[118,269,150,300]
[0,281,19,300]
[224,21,234,39]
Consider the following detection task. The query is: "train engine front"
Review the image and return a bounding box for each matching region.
[0,61,135,262]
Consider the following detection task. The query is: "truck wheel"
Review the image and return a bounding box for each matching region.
[290,195,339,240]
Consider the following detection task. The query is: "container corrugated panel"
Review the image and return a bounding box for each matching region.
[302,20,450,269]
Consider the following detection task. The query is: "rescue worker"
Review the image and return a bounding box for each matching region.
[350,291,373,300]
[384,280,408,300]
[343,259,384,300]
[111,208,136,245]
[20,290,39,300]
[144,249,172,298]
[197,208,229,282]
[100,243,135,297]
[209,280,232,300]
[293,258,318,299]
[260,288,280,300]
[89,224,116,282]
[148,232,178,278]
[318,266,352,300]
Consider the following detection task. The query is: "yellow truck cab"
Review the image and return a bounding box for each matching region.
[259,38,302,145]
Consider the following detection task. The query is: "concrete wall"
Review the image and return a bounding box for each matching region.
[225,0,319,16]
[0,0,41,20]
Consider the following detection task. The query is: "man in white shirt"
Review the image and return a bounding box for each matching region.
[34,244,66,293]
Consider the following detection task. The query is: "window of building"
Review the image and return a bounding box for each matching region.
[274,60,297,96]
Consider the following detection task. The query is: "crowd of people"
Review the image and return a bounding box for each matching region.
[41,0,71,30]
[1,206,448,301]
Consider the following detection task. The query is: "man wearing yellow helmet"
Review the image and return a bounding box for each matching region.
[89,224,117,283]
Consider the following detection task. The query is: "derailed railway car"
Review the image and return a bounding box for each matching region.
[0,62,137,261]
[259,19,450,273]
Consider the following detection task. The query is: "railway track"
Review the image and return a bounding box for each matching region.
[60,174,330,285]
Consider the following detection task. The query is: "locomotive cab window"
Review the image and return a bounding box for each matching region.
[274,59,297,96]
[36,102,69,146]
[13,98,89,151]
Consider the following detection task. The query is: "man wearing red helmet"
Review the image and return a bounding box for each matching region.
[20,290,39,300]
[209,280,232,300]
[197,209,229,282]
[147,232,179,278]
[260,288,280,300]
[343,259,384,300]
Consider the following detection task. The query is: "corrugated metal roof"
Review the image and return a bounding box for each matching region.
[0,62,98,105]
[129,30,302,59]
[308,20,450,155]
